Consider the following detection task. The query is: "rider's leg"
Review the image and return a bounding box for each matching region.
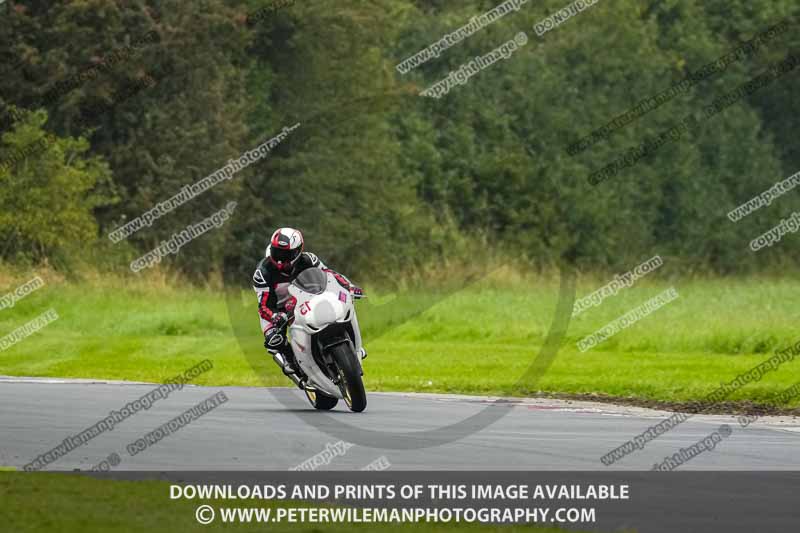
[268,341,305,389]
[279,334,300,374]
[264,323,301,376]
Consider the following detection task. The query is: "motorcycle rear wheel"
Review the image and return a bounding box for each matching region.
[304,388,338,410]
[331,342,367,412]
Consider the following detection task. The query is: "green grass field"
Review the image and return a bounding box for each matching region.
[1,270,799,409]
[0,473,586,533]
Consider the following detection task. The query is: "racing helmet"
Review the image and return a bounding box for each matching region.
[266,227,304,272]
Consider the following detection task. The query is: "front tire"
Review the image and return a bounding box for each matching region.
[331,342,367,412]
[305,388,338,410]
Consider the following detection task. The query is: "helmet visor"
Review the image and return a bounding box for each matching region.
[270,246,301,264]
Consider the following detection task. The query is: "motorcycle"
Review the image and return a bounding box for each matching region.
[270,267,367,412]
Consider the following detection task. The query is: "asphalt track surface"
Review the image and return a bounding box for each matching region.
[2,378,799,471]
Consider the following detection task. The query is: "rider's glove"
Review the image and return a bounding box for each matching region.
[264,312,289,349]
[350,285,365,300]
[271,312,289,328]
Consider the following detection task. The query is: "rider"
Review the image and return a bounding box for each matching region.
[252,227,366,384]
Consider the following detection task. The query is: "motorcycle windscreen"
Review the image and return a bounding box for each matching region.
[292,267,327,295]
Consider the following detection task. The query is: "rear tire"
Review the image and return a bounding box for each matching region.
[305,388,338,410]
[331,342,367,412]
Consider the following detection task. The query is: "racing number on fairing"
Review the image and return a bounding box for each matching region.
[299,301,311,316]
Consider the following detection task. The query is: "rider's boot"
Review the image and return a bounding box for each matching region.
[269,346,304,388]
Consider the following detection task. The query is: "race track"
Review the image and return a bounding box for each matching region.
[1,378,799,471]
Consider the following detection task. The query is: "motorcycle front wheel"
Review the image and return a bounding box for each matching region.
[304,388,338,410]
[331,342,367,412]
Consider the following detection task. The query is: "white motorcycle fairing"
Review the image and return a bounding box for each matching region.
[288,269,358,398]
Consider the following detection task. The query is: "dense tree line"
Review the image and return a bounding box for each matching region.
[1,0,798,279]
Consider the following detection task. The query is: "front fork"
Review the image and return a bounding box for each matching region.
[350,307,365,358]
[324,338,363,380]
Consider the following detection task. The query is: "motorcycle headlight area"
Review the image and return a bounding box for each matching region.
[306,299,337,328]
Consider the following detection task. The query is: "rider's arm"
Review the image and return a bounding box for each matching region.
[306,253,363,298]
[252,263,276,334]
[303,252,327,270]
[302,251,350,286]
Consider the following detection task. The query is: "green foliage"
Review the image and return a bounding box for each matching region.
[1,0,798,277]
[0,108,114,263]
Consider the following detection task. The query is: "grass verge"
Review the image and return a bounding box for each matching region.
[1,272,799,410]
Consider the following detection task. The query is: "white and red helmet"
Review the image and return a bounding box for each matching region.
[266,227,304,272]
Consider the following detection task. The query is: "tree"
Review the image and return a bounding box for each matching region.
[0,108,114,263]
